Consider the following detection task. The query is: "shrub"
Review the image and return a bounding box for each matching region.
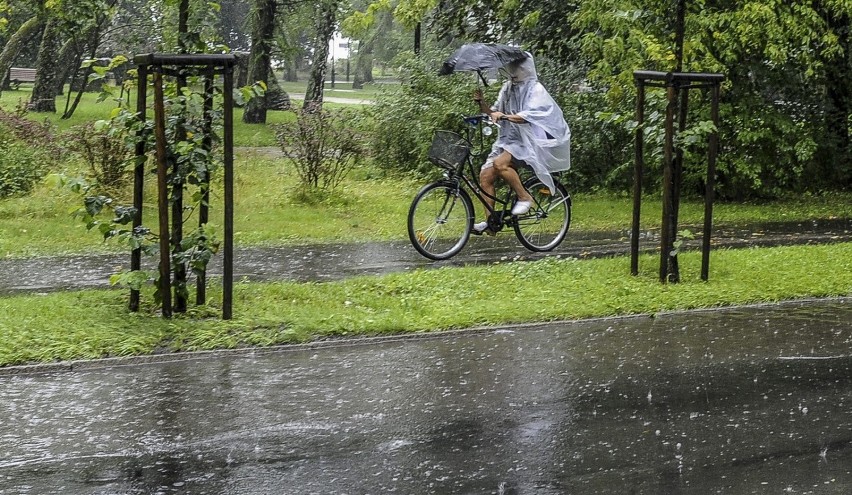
[0,107,64,157]
[368,53,482,176]
[273,108,365,194]
[66,123,134,189]
[0,134,50,198]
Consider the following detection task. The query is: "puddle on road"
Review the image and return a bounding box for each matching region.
[1,219,850,295]
[1,299,850,493]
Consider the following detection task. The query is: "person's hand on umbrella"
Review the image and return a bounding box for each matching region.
[473,89,490,115]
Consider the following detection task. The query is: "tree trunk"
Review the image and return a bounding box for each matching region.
[820,7,851,186]
[0,16,44,98]
[242,0,276,124]
[303,0,338,112]
[63,29,101,119]
[352,35,375,90]
[60,34,95,95]
[234,51,250,88]
[414,22,421,55]
[265,65,291,110]
[284,61,298,82]
[29,18,63,112]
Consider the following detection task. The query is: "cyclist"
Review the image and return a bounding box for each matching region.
[471,52,571,235]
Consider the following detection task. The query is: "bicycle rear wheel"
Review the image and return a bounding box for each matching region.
[513,179,571,252]
[408,182,474,260]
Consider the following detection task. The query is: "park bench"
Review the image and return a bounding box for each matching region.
[8,67,37,90]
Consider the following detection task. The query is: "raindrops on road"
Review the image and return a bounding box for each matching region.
[0,299,850,493]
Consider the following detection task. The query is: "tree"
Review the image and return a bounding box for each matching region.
[219,0,252,51]
[243,0,276,123]
[303,0,339,111]
[342,2,409,89]
[344,0,435,55]
[0,15,42,94]
[29,16,61,111]
[26,0,123,113]
[572,0,852,196]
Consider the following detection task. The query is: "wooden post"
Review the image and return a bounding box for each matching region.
[702,83,720,281]
[197,72,213,306]
[172,80,187,314]
[668,86,690,283]
[130,65,148,312]
[631,79,645,276]
[633,70,723,282]
[223,67,235,320]
[660,82,677,283]
[129,53,237,318]
[153,70,173,318]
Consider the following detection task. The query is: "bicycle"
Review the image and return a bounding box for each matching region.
[407,114,572,260]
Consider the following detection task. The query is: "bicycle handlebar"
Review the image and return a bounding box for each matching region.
[463,113,529,125]
[463,114,493,125]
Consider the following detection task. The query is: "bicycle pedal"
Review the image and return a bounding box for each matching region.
[471,227,497,236]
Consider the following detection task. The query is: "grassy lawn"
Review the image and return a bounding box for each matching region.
[2,146,851,258]
[0,242,850,367]
[1,83,851,369]
[0,82,382,147]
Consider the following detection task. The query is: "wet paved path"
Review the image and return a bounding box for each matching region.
[1,219,850,294]
[0,299,850,493]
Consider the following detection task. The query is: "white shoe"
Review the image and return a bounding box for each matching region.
[511,199,532,216]
[471,221,496,236]
[472,221,489,234]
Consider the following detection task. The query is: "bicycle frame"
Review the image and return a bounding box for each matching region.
[444,114,533,232]
[408,115,573,260]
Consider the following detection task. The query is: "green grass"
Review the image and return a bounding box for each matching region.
[2,82,851,369]
[3,152,851,258]
[0,84,379,148]
[2,147,852,258]
[0,150,418,257]
[1,242,850,367]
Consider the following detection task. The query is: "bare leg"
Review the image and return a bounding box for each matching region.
[492,151,533,202]
[479,166,499,215]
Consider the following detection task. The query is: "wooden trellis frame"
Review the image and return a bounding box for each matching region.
[129,53,237,319]
[632,70,724,283]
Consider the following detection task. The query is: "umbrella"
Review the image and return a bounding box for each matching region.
[438,43,528,76]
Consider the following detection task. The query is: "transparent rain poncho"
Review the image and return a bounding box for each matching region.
[485,53,571,193]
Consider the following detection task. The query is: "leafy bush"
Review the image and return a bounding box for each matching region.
[368,53,483,176]
[0,135,50,198]
[556,89,635,193]
[273,108,366,194]
[0,108,64,157]
[0,112,57,198]
[66,123,134,189]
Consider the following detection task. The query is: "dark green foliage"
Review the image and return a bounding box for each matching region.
[0,135,49,197]
[557,90,634,193]
[419,0,851,198]
[0,110,58,198]
[368,54,481,176]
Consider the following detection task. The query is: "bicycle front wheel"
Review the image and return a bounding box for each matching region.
[408,182,474,260]
[513,179,572,252]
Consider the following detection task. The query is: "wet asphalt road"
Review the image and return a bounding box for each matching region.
[1,219,850,294]
[1,299,851,494]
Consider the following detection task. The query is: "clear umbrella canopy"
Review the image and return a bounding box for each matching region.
[438,43,528,76]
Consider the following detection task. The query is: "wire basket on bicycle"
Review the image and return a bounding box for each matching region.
[427,131,469,171]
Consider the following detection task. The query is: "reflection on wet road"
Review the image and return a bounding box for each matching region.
[1,299,850,493]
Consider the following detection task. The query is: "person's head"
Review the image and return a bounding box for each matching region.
[501,53,536,84]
